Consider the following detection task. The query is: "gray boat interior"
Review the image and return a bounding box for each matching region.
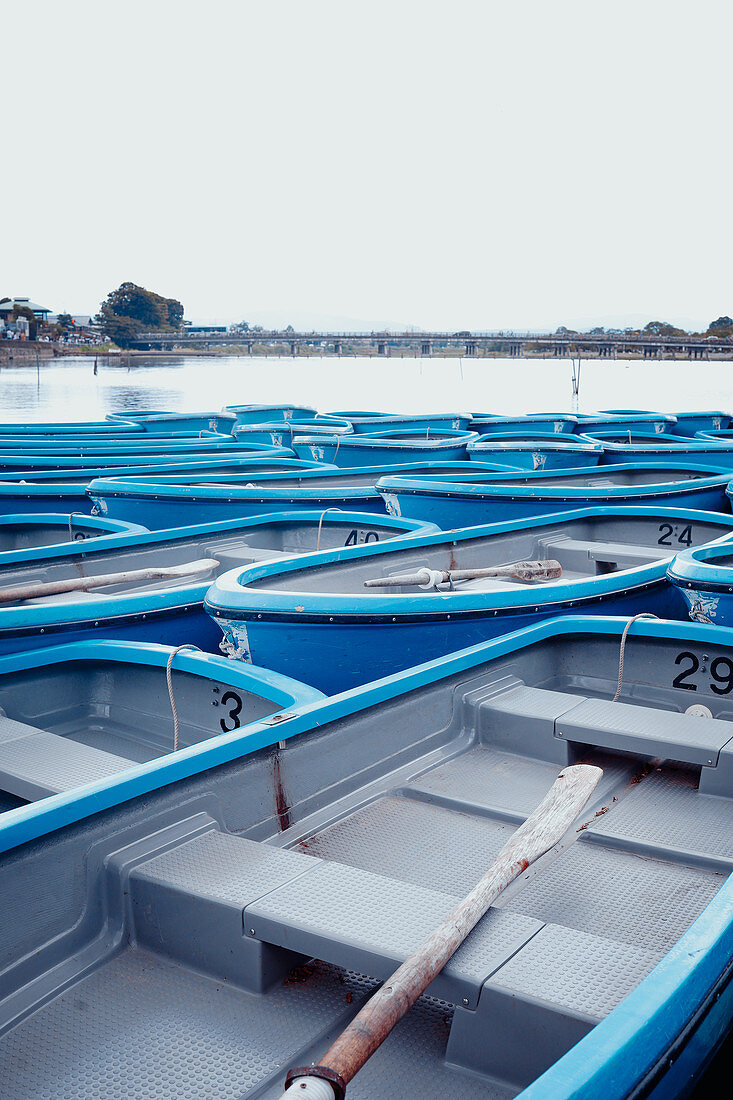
[0,658,282,813]
[122,464,487,492]
[1,628,731,1097]
[402,466,723,488]
[0,520,121,551]
[244,513,732,596]
[0,518,411,606]
[0,461,299,483]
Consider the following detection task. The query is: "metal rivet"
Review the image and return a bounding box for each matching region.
[249,928,255,936]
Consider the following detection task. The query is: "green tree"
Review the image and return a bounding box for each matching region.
[643,320,685,337]
[12,305,38,339]
[708,316,733,336]
[97,282,184,347]
[56,312,75,331]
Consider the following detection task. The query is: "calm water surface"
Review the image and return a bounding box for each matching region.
[0,354,731,420]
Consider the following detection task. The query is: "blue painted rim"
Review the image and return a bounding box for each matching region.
[205,505,733,617]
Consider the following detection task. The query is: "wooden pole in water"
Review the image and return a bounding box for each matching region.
[279,763,602,1099]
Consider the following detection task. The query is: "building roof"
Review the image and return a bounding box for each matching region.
[0,297,52,314]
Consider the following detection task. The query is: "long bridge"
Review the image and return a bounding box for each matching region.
[133,329,730,360]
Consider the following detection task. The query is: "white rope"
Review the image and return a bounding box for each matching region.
[68,511,86,541]
[166,644,201,751]
[612,613,660,702]
[316,507,343,550]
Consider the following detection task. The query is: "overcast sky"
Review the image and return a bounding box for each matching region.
[2,1,731,331]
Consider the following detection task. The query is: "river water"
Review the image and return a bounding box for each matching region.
[0,353,730,420]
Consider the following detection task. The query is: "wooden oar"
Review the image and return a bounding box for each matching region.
[279,762,602,1099]
[364,559,562,588]
[0,557,220,604]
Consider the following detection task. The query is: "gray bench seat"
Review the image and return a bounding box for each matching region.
[124,825,667,1088]
[0,715,135,800]
[474,682,733,772]
[126,828,541,1007]
[539,535,664,570]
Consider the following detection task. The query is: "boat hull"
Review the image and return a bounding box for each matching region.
[377,480,731,528]
[211,580,679,692]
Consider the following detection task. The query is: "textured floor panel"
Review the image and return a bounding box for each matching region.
[0,949,512,1100]
[405,746,631,816]
[321,997,514,1100]
[503,838,723,955]
[488,923,658,1019]
[133,831,321,905]
[296,795,516,895]
[588,769,733,861]
[0,950,364,1100]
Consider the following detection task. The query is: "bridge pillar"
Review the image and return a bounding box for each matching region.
[378,341,389,356]
[334,340,343,355]
[465,340,477,357]
[247,341,253,355]
[290,341,298,356]
[421,341,432,357]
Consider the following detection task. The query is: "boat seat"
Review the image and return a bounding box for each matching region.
[537,535,662,571]
[245,859,542,1009]
[471,683,733,773]
[556,696,733,767]
[123,825,660,1089]
[204,540,290,570]
[0,715,135,801]
[125,828,541,1006]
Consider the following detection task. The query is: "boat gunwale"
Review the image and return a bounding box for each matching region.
[204,505,733,616]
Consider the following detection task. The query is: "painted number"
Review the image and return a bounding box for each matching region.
[658,523,693,547]
[344,529,380,546]
[710,657,733,695]
[219,690,243,732]
[671,652,733,694]
[672,651,699,690]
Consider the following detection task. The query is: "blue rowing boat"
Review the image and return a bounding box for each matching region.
[0,512,146,560]
[583,431,733,467]
[0,510,435,658]
[204,505,733,692]
[376,463,733,527]
[329,411,473,433]
[468,413,579,434]
[291,428,480,466]
[670,411,731,436]
[107,410,238,434]
[0,458,324,517]
[86,461,513,528]
[225,403,318,425]
[667,537,733,626]
[467,432,603,470]
[233,415,354,447]
[575,412,678,434]
[0,614,729,1099]
[0,639,323,814]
